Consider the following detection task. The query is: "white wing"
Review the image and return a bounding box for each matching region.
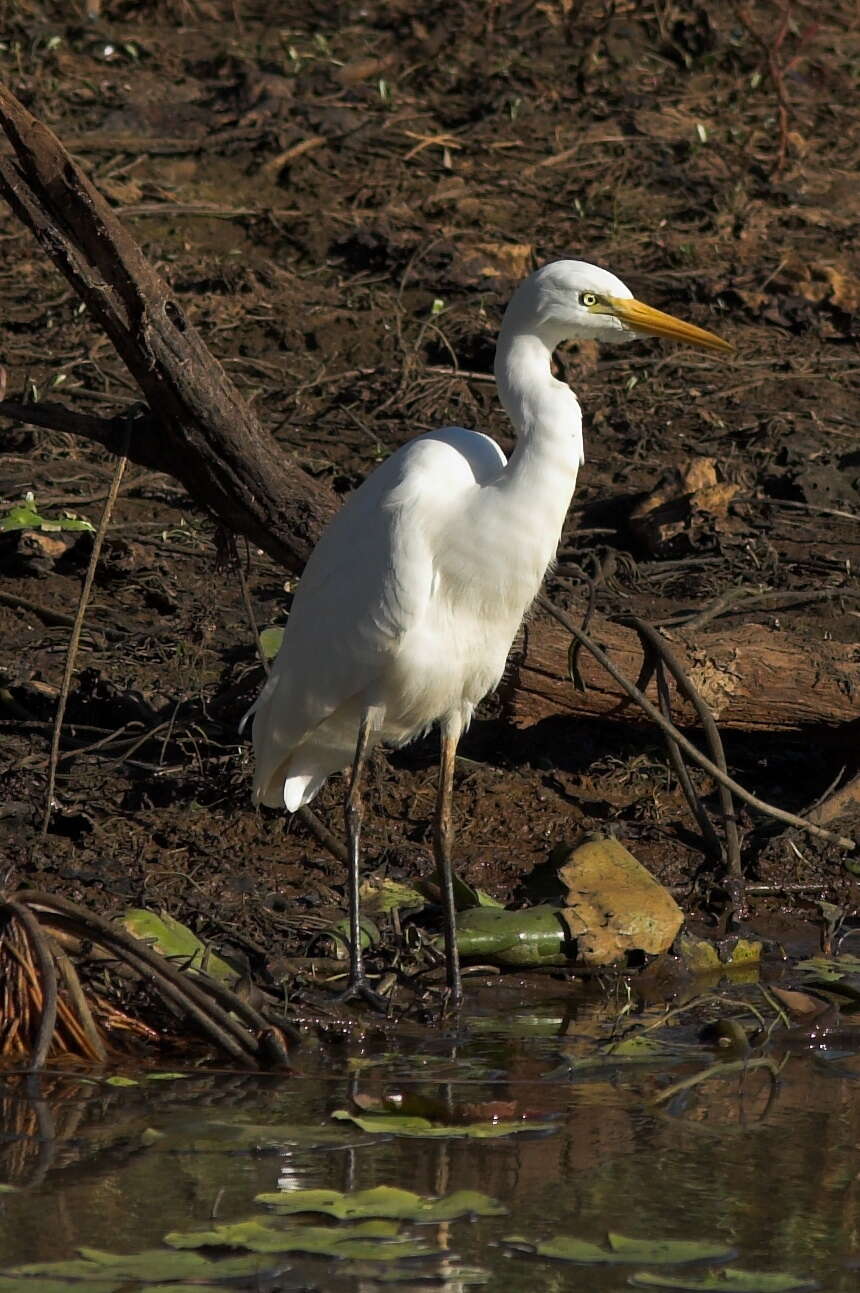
[249,428,506,807]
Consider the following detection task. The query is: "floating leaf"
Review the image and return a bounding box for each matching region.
[2,1250,285,1289]
[255,1185,505,1222]
[0,1281,123,1293]
[165,1216,433,1260]
[797,956,860,1002]
[630,1269,818,1291]
[121,910,237,985]
[454,905,570,966]
[332,1109,554,1139]
[503,1233,734,1265]
[559,1033,693,1075]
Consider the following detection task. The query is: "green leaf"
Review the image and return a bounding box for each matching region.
[560,1033,692,1075]
[360,877,426,915]
[2,1251,288,1289]
[0,493,94,533]
[332,1110,554,1139]
[121,910,237,985]
[75,1249,216,1278]
[165,1216,433,1259]
[259,626,284,660]
[454,905,570,966]
[629,1270,819,1291]
[503,1233,735,1265]
[103,1076,138,1087]
[255,1185,506,1222]
[0,1281,123,1293]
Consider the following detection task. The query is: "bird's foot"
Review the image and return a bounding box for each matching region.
[333,975,391,1014]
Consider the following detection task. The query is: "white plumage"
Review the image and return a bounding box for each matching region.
[247,260,731,1002]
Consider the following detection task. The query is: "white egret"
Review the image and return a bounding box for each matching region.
[248,260,731,1006]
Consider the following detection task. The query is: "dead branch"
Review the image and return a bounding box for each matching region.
[0,82,335,576]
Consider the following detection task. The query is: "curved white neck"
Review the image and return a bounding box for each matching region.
[494,322,584,477]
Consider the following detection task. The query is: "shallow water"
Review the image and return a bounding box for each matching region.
[1,983,858,1290]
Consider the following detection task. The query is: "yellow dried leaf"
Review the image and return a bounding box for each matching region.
[558,836,683,966]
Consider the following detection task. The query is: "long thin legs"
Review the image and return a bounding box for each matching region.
[433,715,463,1003]
[344,710,373,984]
[340,708,387,1009]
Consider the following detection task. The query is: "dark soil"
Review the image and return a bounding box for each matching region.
[1,0,858,982]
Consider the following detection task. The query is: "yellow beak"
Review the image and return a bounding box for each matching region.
[605,295,733,354]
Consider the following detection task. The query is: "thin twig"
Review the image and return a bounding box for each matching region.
[537,594,856,853]
[41,424,130,835]
[619,616,743,908]
[654,656,725,863]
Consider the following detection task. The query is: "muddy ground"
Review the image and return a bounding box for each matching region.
[0,1,858,986]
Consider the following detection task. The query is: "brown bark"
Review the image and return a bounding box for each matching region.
[505,614,860,735]
[0,83,335,576]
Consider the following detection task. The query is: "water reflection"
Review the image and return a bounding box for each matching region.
[0,988,857,1290]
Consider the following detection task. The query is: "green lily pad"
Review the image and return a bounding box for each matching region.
[0,492,93,533]
[255,1185,505,1222]
[332,1109,554,1139]
[503,1232,735,1265]
[121,910,237,985]
[2,1250,285,1288]
[560,1034,694,1075]
[165,1216,433,1260]
[629,1270,819,1291]
[454,904,570,966]
[0,1282,123,1293]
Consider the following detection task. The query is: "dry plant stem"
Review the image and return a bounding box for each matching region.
[536,594,856,853]
[44,930,107,1063]
[654,658,724,862]
[1,899,58,1070]
[41,449,128,836]
[14,890,267,1065]
[296,805,349,864]
[651,1055,781,1107]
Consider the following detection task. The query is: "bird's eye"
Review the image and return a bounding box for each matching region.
[581,292,598,307]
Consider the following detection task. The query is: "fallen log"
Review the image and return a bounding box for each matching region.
[505,614,860,735]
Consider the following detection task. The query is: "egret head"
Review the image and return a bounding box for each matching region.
[506,259,732,354]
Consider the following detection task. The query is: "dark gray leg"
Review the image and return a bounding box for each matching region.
[339,709,388,1010]
[433,717,463,1003]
